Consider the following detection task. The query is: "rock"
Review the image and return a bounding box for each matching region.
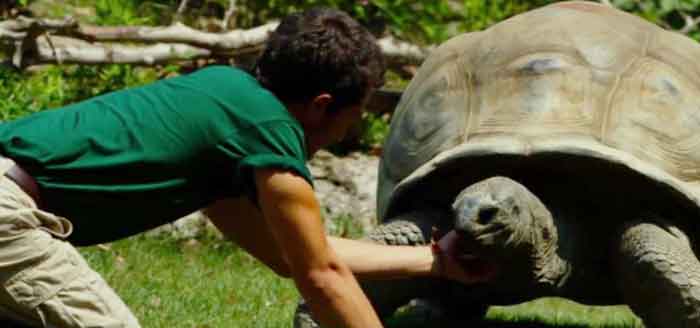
[308,150,379,233]
[145,211,220,240]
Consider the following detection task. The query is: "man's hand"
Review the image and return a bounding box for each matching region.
[431,230,497,285]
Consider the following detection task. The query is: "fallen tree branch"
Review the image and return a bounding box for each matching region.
[0,16,78,32]
[0,27,23,40]
[0,16,430,68]
[26,35,210,66]
[22,34,427,67]
[377,36,431,65]
[77,21,278,50]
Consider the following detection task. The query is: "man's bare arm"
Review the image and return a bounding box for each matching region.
[205,193,488,286]
[205,198,437,280]
[327,237,433,279]
[204,197,292,277]
[327,236,488,285]
[255,168,383,328]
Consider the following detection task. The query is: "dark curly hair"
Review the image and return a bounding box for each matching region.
[255,7,386,110]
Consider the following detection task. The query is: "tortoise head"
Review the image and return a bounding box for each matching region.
[452,176,560,285]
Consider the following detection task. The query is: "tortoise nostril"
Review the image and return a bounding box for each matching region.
[478,207,499,224]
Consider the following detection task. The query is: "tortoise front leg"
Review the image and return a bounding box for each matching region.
[614,221,700,328]
[359,216,444,318]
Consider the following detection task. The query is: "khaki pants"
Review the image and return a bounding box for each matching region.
[0,158,140,328]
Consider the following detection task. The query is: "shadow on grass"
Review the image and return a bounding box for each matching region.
[385,299,642,328]
[387,316,628,328]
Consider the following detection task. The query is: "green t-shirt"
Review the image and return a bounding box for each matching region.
[0,66,312,245]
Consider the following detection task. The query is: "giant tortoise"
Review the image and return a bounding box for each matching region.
[297,1,700,327]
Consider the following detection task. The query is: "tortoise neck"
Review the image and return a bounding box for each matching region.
[536,250,571,290]
[531,222,571,291]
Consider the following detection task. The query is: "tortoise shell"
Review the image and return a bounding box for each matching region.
[378,1,700,221]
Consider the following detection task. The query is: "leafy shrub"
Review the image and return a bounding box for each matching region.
[233,0,554,44]
[611,0,700,39]
[0,65,158,120]
[324,213,366,239]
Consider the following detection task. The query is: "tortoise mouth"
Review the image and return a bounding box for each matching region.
[440,230,499,278]
[453,251,497,278]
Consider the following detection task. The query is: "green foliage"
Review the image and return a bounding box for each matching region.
[66,0,176,25]
[611,0,700,39]
[486,298,643,328]
[388,297,641,327]
[358,112,391,151]
[361,0,555,43]
[68,65,159,98]
[324,213,366,239]
[91,0,153,25]
[0,66,50,120]
[0,65,158,121]
[234,0,553,44]
[458,0,553,32]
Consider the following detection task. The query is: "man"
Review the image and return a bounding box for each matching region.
[0,7,486,328]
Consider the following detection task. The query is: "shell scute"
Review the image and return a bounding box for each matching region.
[468,52,595,139]
[606,57,700,183]
[382,34,476,182]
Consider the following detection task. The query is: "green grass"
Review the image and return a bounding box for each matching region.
[80,235,643,327]
[486,299,643,327]
[80,235,299,328]
[386,298,642,328]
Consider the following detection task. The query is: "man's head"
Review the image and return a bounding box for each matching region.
[255,7,386,154]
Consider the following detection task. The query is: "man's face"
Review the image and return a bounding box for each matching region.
[301,92,372,156]
[321,103,364,145]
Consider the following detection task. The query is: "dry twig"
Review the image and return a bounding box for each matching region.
[174,0,189,23]
[221,0,237,30]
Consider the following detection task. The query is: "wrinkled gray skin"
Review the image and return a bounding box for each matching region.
[295,176,700,328]
[450,176,700,328]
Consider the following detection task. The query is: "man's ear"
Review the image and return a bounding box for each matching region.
[310,93,334,114]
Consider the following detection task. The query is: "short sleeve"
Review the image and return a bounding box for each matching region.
[220,120,312,203]
[238,153,313,185]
